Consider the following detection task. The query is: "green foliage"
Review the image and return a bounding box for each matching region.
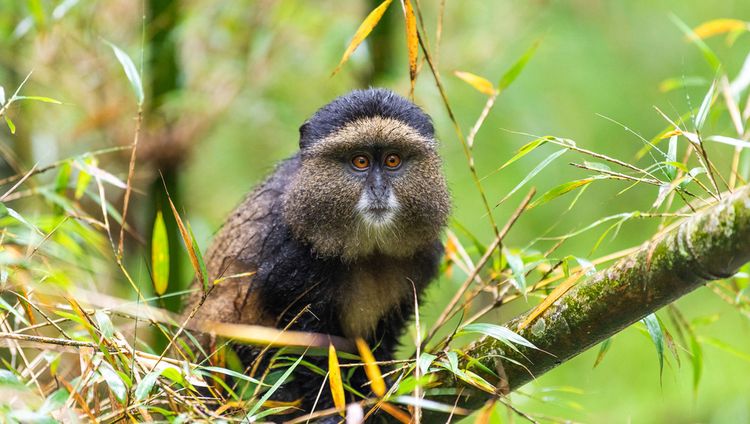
[0,1,749,423]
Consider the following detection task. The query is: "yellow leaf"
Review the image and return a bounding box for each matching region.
[402,0,418,96]
[660,129,683,139]
[355,338,386,397]
[518,271,583,331]
[692,19,748,40]
[379,402,411,424]
[151,210,170,295]
[454,71,496,96]
[331,0,394,76]
[328,343,346,416]
[166,194,206,288]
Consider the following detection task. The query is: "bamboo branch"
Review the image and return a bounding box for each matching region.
[429,185,750,413]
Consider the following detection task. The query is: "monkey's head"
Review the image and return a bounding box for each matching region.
[283,88,451,261]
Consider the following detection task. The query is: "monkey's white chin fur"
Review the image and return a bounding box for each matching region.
[356,190,400,228]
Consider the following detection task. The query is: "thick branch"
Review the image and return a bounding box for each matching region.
[434,185,750,410]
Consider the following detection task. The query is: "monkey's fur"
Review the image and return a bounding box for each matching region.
[185,88,450,420]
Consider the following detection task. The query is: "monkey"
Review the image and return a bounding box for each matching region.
[184,88,450,421]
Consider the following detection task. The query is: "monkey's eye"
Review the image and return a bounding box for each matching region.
[384,153,402,169]
[351,155,370,171]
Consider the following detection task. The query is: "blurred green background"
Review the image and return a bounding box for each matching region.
[2,0,750,422]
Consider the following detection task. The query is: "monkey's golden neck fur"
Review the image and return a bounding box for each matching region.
[282,116,450,262]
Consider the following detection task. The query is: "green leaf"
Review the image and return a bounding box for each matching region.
[593,338,612,368]
[104,40,144,105]
[666,136,678,180]
[40,387,69,413]
[497,148,567,205]
[690,333,703,394]
[187,222,209,291]
[199,366,263,385]
[151,210,170,295]
[503,248,526,293]
[642,313,664,378]
[695,78,717,131]
[497,137,549,171]
[498,40,540,93]
[161,367,187,388]
[418,352,437,375]
[671,14,721,71]
[0,297,30,326]
[98,361,127,404]
[0,369,23,387]
[134,369,161,401]
[94,310,114,340]
[246,354,304,419]
[5,115,16,134]
[74,160,92,200]
[459,323,538,351]
[14,95,62,104]
[529,177,599,209]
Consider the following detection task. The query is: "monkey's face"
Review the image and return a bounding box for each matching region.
[283,116,450,261]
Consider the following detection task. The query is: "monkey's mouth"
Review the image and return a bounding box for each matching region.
[357,190,400,227]
[359,205,396,226]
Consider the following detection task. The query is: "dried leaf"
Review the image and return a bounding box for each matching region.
[355,338,386,397]
[332,0,394,76]
[328,343,346,416]
[402,0,418,96]
[454,71,496,95]
[692,19,748,40]
[166,193,206,289]
[518,271,584,331]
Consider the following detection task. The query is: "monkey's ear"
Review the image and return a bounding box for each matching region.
[298,120,311,149]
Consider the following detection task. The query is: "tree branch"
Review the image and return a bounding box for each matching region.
[431,185,750,411]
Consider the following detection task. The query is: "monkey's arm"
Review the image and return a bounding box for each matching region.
[184,156,302,329]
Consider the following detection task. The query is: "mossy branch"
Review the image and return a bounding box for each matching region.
[433,185,750,410]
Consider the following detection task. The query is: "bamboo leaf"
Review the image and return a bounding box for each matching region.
[454,71,496,96]
[642,313,664,378]
[497,137,550,171]
[402,0,418,96]
[328,343,346,416]
[166,194,206,290]
[503,248,526,293]
[104,40,144,105]
[690,333,703,394]
[692,19,749,40]
[418,352,437,375]
[497,148,567,205]
[134,369,161,401]
[94,310,114,340]
[246,354,304,419]
[498,40,540,92]
[98,361,127,404]
[695,78,717,131]
[529,177,599,209]
[331,0,394,76]
[355,338,386,397]
[14,95,62,104]
[151,210,170,295]
[458,323,538,350]
[593,338,612,368]
[672,15,721,71]
[4,115,15,134]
